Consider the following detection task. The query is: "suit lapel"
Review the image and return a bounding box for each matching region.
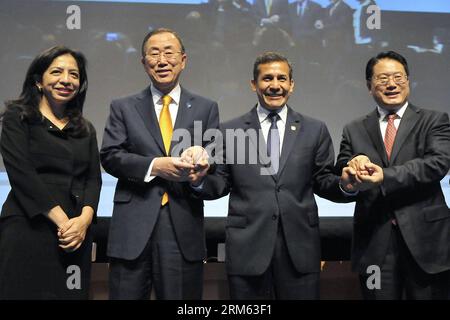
[363,109,388,166]
[389,104,420,164]
[134,87,165,154]
[243,106,263,154]
[278,107,301,177]
[173,88,193,132]
[171,88,195,154]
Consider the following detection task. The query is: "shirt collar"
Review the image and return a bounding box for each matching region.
[150,84,181,106]
[377,101,408,121]
[331,0,341,10]
[257,104,288,124]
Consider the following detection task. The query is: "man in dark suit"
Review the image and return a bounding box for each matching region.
[336,50,450,299]
[321,0,355,82]
[323,0,353,40]
[251,0,294,49]
[195,52,353,299]
[288,0,324,66]
[100,28,219,299]
[288,0,324,47]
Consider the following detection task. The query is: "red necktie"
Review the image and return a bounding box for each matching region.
[384,114,397,160]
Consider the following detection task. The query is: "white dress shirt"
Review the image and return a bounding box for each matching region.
[377,101,408,141]
[257,104,287,155]
[144,84,181,183]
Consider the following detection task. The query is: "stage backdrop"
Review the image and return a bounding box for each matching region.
[0,0,449,216]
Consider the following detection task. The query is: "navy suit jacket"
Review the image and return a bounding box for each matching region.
[201,106,348,275]
[253,0,290,30]
[288,0,324,40]
[336,104,450,274]
[100,86,219,261]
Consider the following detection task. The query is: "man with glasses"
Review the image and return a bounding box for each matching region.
[335,51,450,299]
[101,28,219,299]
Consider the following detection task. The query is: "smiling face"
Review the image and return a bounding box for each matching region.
[251,61,294,111]
[37,53,80,108]
[369,58,410,111]
[141,31,186,94]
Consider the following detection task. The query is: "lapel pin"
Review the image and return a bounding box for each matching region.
[291,126,296,131]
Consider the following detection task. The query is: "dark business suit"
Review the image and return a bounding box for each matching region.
[252,0,293,49]
[323,0,354,51]
[288,0,324,45]
[253,0,290,25]
[100,86,219,299]
[0,108,101,299]
[288,0,324,65]
[336,104,450,299]
[201,106,346,299]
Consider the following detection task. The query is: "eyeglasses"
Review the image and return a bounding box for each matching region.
[145,51,182,62]
[372,73,408,86]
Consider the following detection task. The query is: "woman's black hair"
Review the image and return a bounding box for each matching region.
[2,45,89,137]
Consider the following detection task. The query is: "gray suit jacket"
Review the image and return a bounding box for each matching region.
[201,106,347,275]
[336,104,450,274]
[100,86,219,261]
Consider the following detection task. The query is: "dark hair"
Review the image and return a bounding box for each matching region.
[365,50,409,82]
[253,51,293,81]
[2,45,89,137]
[141,28,186,57]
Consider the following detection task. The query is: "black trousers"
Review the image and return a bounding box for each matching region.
[228,222,320,300]
[108,206,204,300]
[359,224,449,300]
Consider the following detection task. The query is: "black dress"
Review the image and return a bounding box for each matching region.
[0,108,101,299]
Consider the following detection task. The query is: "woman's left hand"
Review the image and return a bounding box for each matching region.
[58,207,94,252]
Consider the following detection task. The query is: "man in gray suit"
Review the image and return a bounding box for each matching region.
[100,28,219,299]
[193,52,355,299]
[336,50,450,299]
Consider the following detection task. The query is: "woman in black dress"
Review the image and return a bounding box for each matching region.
[0,46,102,299]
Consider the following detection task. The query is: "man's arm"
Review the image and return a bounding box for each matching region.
[312,122,351,202]
[335,125,355,175]
[382,112,450,195]
[100,100,157,182]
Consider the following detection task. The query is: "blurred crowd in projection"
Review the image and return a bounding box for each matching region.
[1,0,450,149]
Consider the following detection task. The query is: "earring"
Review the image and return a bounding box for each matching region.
[36,85,42,93]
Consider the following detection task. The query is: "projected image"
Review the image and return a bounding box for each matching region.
[1,1,449,134]
[0,0,449,217]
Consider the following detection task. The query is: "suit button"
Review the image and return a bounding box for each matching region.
[272,215,278,220]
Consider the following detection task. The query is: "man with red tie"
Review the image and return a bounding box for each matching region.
[336,51,450,299]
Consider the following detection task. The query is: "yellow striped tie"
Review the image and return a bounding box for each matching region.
[160,95,173,205]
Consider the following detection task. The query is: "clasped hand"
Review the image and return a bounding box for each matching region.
[58,215,90,252]
[180,146,210,186]
[340,155,384,192]
[153,146,210,186]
